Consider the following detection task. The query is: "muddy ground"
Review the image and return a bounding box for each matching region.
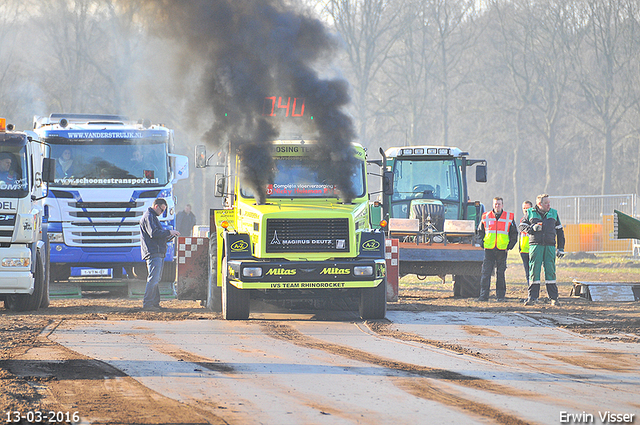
[1,259,639,423]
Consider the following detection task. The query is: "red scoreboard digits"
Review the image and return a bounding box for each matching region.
[263,97,306,117]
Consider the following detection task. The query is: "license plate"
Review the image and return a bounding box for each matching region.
[80,268,111,276]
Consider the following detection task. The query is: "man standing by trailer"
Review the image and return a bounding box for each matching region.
[520,194,565,306]
[476,197,518,302]
[140,198,180,311]
[176,204,197,237]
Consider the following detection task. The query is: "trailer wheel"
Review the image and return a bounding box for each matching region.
[6,252,45,312]
[221,257,250,320]
[161,260,176,283]
[453,275,480,298]
[359,278,387,320]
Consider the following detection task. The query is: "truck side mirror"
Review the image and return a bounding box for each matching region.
[42,158,56,183]
[383,171,394,196]
[476,164,487,183]
[214,173,225,197]
[195,145,207,168]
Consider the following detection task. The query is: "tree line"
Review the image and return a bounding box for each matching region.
[318,0,640,211]
[1,0,639,214]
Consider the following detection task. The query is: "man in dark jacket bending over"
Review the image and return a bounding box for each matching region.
[140,198,180,310]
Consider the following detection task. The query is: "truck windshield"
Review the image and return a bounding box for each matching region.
[49,142,168,188]
[392,158,460,203]
[0,145,29,198]
[242,157,366,199]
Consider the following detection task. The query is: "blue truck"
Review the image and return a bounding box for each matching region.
[33,114,189,293]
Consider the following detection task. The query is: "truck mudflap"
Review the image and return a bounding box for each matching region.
[397,242,484,276]
[226,259,386,290]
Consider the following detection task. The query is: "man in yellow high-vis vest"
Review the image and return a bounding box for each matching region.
[519,200,533,287]
[476,197,518,301]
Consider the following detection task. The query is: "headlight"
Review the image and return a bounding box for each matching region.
[242,267,262,277]
[49,233,64,243]
[354,266,373,276]
[2,258,31,267]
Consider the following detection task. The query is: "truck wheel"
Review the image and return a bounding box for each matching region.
[40,244,51,308]
[359,278,387,320]
[453,275,480,298]
[6,252,45,312]
[221,257,250,320]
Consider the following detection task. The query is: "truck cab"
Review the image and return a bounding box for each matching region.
[0,118,54,311]
[33,114,189,293]
[197,140,387,320]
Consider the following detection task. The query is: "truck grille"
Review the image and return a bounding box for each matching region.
[265,218,350,253]
[62,200,145,247]
[0,214,16,243]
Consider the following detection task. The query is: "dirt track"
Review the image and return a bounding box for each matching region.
[1,267,639,424]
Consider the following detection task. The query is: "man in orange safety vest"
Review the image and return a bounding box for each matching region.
[476,197,518,301]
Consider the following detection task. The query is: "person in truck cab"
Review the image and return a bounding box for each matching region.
[0,152,17,183]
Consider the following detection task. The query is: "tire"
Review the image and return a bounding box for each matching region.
[161,260,176,283]
[453,275,481,298]
[221,257,250,320]
[359,278,387,320]
[6,252,45,312]
[40,243,51,308]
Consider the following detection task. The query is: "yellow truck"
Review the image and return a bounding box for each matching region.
[192,139,386,320]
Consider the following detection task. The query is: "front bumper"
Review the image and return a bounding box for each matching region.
[49,243,175,266]
[227,258,386,290]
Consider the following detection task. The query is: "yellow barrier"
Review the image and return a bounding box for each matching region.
[563,216,631,253]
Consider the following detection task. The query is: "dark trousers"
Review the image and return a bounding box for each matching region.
[520,252,530,284]
[479,248,507,300]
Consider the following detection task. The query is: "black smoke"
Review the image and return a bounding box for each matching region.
[145,0,358,203]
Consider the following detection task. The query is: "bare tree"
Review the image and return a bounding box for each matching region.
[320,0,407,147]
[426,0,481,146]
[573,0,640,194]
[0,0,30,120]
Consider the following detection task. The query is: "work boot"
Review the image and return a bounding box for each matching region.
[524,298,537,306]
[550,299,560,306]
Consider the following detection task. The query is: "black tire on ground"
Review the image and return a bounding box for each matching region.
[221,257,250,320]
[39,266,50,309]
[161,260,176,283]
[40,243,51,308]
[359,278,387,320]
[50,264,70,282]
[6,252,45,312]
[453,275,481,298]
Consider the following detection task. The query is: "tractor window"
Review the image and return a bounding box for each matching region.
[391,159,460,203]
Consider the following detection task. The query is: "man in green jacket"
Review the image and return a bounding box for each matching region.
[519,194,565,306]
